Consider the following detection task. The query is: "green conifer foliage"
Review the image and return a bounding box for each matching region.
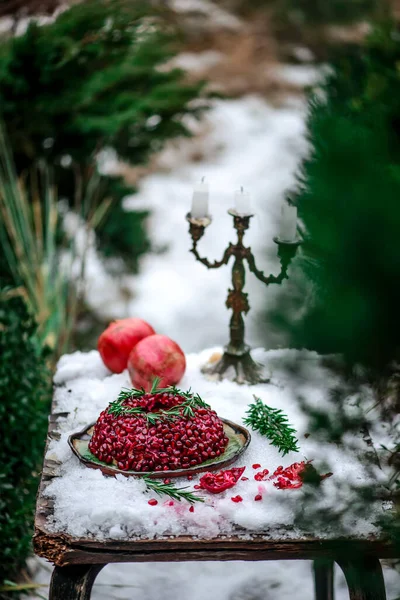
[270,23,400,370]
[279,0,379,25]
[0,0,207,266]
[0,295,51,585]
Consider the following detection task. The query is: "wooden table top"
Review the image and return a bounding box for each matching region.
[34,406,397,568]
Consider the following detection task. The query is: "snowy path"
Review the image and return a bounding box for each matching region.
[86,95,308,352]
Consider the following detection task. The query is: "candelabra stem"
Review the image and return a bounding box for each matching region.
[201,213,270,385]
[226,310,246,355]
[202,348,267,385]
[186,209,300,386]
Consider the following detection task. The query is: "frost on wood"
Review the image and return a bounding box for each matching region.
[44,348,391,541]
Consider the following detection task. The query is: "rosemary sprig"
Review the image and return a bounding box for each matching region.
[244,395,299,456]
[142,476,204,504]
[107,378,210,423]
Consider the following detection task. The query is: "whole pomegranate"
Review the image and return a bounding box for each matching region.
[128,334,186,391]
[98,318,155,374]
[88,386,229,472]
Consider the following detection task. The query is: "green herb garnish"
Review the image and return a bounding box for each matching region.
[107,377,210,424]
[244,395,299,456]
[142,476,204,504]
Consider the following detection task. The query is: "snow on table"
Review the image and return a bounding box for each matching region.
[45,348,390,542]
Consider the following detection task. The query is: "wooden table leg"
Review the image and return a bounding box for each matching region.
[49,564,105,600]
[336,557,386,600]
[314,559,334,600]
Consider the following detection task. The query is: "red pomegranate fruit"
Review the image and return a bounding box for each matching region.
[128,334,186,391]
[88,384,229,472]
[98,318,155,373]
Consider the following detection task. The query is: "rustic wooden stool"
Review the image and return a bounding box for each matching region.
[34,517,395,600]
[34,411,396,600]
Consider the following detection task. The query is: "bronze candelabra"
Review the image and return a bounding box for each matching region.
[186,209,301,385]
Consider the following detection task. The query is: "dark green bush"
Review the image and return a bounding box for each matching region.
[278,0,380,25]
[269,22,400,371]
[221,0,379,23]
[0,294,51,588]
[265,24,400,551]
[0,0,207,266]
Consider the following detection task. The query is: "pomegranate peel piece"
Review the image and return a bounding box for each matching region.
[199,466,246,494]
[270,461,332,490]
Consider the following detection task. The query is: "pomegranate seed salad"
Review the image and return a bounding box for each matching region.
[88,380,229,472]
[44,348,388,541]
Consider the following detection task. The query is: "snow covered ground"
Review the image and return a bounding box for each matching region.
[83,93,310,352]
[30,348,400,599]
[30,557,400,600]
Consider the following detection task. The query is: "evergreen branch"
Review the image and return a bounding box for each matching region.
[142,476,204,504]
[244,395,299,456]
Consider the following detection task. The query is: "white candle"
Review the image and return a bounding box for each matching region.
[190,178,209,219]
[279,201,297,242]
[234,187,252,215]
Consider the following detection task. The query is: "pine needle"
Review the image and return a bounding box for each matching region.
[244,395,299,456]
[107,380,210,423]
[142,476,204,504]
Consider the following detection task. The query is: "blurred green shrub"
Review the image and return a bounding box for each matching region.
[0,0,207,267]
[269,22,400,371]
[278,0,379,26]
[220,0,383,62]
[0,293,51,588]
[221,0,380,25]
[0,125,110,360]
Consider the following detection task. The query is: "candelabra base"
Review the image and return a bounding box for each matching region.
[202,349,270,386]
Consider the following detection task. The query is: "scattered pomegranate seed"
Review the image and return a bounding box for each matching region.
[189,505,194,513]
[231,495,243,503]
[254,469,269,481]
[194,484,201,490]
[241,477,249,481]
[148,498,158,506]
[187,475,193,481]
[254,494,262,501]
[168,500,174,506]
[164,478,171,485]
[252,463,261,469]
